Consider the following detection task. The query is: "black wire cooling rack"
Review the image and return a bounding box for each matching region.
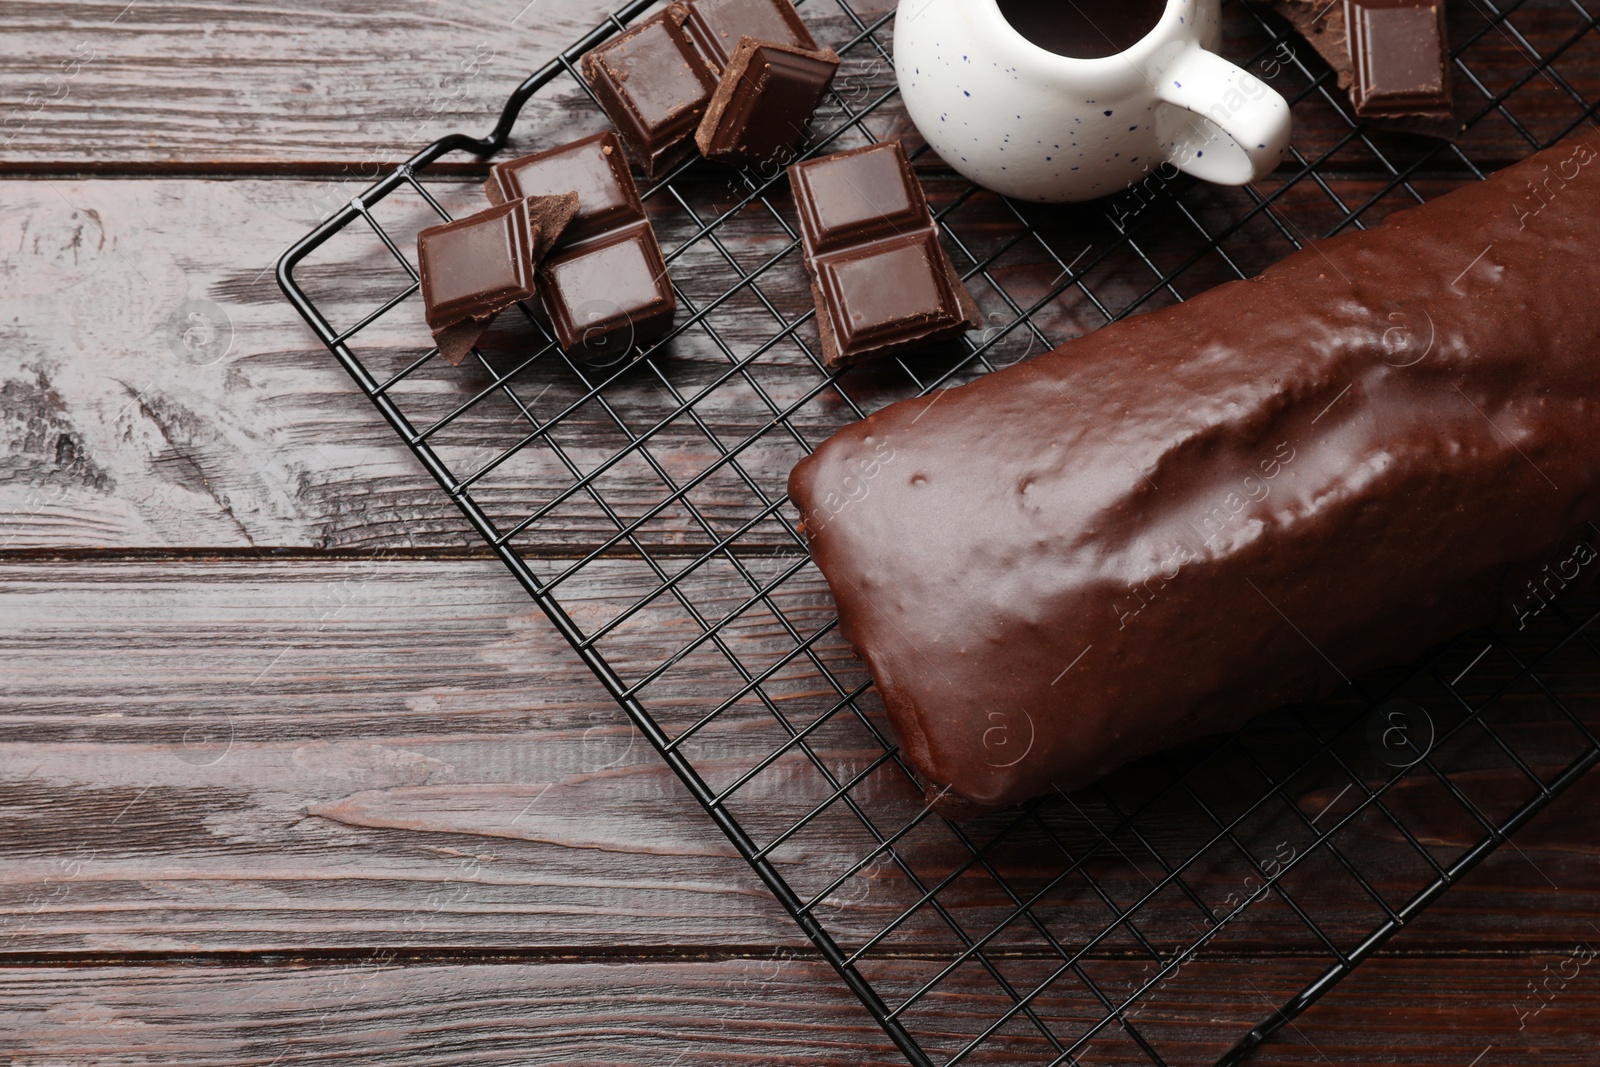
[279,0,1600,1062]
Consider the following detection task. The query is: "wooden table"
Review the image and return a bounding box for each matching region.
[4,0,1600,1063]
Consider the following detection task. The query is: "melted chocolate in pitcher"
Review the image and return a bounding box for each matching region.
[997,0,1168,59]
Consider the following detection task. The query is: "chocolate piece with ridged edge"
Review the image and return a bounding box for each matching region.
[416,193,578,366]
[696,36,839,165]
[1346,0,1452,122]
[788,141,980,368]
[581,5,718,181]
[485,132,677,361]
[680,0,819,73]
[789,131,1600,813]
[1263,0,1456,138]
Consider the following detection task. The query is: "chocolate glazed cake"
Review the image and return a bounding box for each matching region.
[788,131,1600,813]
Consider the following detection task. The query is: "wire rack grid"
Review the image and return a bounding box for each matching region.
[278,0,1600,1063]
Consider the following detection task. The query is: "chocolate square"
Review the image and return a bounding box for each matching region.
[681,0,819,72]
[1341,0,1454,128]
[1265,0,1455,137]
[813,231,965,357]
[418,199,539,365]
[1348,0,1449,115]
[581,5,719,181]
[790,142,927,256]
[788,141,981,368]
[485,131,642,243]
[540,221,676,361]
[696,37,840,166]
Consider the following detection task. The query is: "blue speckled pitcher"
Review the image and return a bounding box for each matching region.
[894,0,1291,202]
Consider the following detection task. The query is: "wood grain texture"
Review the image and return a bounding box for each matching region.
[0,955,1596,1066]
[0,558,786,951]
[0,0,1593,170]
[0,0,899,170]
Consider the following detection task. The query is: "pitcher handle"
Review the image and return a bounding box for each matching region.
[1157,43,1291,185]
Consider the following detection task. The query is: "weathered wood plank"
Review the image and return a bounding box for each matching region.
[0,172,1518,553]
[0,0,1591,169]
[0,558,792,951]
[0,955,1595,1065]
[0,0,617,171]
[0,0,896,169]
[3,560,1598,956]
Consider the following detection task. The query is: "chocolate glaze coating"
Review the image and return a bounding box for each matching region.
[788,131,1600,813]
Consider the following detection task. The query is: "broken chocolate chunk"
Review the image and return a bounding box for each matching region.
[1263,0,1455,137]
[680,0,820,73]
[696,36,839,166]
[486,131,642,243]
[485,131,678,361]
[416,194,577,365]
[581,4,719,181]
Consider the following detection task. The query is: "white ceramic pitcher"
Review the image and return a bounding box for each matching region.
[894,0,1292,202]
